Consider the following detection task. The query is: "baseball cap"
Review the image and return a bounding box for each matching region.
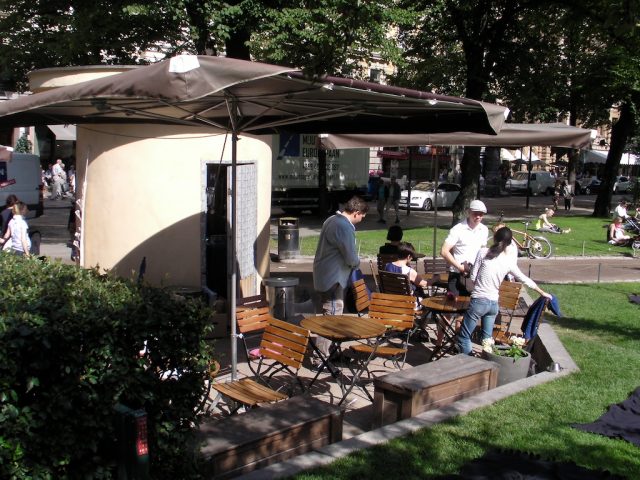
[469,200,487,213]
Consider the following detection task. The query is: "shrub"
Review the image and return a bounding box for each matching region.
[0,255,215,479]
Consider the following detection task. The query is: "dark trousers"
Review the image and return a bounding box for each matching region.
[447,271,472,297]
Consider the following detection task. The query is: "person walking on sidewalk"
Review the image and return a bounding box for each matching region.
[312,196,368,356]
[562,180,573,211]
[385,177,401,224]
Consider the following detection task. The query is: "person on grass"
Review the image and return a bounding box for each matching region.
[536,208,571,234]
[608,216,631,246]
[457,226,552,355]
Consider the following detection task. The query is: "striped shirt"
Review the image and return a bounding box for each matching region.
[470,246,536,301]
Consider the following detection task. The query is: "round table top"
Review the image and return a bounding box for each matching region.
[421,295,470,313]
[300,315,386,341]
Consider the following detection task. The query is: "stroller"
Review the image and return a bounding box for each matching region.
[626,215,640,236]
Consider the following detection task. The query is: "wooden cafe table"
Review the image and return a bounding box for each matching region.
[300,315,386,404]
[421,295,470,361]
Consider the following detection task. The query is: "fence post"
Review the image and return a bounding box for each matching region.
[597,263,601,283]
[582,241,585,256]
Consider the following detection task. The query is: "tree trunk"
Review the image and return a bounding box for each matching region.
[593,102,635,217]
[451,146,481,224]
[483,147,501,197]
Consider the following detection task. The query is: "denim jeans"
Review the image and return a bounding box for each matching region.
[457,297,499,355]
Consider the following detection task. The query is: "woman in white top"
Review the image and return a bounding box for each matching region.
[457,226,552,355]
[1,201,31,257]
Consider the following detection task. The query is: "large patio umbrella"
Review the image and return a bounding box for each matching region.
[0,55,509,378]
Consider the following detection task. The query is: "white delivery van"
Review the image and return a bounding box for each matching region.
[0,153,44,217]
[506,171,555,196]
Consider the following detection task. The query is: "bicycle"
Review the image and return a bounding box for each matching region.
[496,213,553,259]
[511,221,554,258]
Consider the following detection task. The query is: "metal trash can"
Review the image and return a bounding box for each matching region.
[277,217,299,260]
[262,277,299,322]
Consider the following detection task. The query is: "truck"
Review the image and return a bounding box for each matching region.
[0,152,44,217]
[271,133,370,214]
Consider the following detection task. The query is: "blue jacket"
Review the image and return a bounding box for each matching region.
[521,294,562,340]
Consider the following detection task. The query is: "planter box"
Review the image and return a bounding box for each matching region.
[372,355,499,428]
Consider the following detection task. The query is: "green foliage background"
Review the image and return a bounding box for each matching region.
[0,255,215,479]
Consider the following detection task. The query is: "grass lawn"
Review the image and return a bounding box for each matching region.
[294,215,636,258]
[294,282,640,479]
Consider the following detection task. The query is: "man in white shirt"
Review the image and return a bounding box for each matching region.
[440,199,489,296]
[614,200,629,220]
[51,159,65,199]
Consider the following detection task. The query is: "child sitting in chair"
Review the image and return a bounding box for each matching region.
[384,242,428,299]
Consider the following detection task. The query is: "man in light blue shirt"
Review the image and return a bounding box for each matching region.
[313,196,368,316]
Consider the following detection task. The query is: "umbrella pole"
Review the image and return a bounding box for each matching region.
[432,151,439,258]
[525,147,532,209]
[230,131,238,381]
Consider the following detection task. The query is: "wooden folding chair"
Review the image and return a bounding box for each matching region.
[236,295,271,377]
[349,292,417,371]
[378,270,413,296]
[212,318,310,414]
[492,281,523,344]
[352,278,371,316]
[422,257,449,295]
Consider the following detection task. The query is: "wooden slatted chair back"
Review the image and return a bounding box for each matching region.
[378,270,413,296]
[498,281,523,310]
[259,318,310,371]
[423,257,449,275]
[377,253,399,272]
[236,295,271,334]
[353,278,370,315]
[493,281,523,343]
[368,292,416,332]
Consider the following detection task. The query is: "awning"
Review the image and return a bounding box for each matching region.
[48,124,76,141]
[323,123,592,149]
[583,150,639,165]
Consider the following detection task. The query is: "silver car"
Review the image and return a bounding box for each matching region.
[614,175,631,193]
[399,182,461,211]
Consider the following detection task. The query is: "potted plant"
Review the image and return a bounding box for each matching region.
[481,337,532,386]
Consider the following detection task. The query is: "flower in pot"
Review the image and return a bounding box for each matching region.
[481,337,531,386]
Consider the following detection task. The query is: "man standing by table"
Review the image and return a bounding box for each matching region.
[314,196,368,315]
[440,199,489,297]
[313,196,368,357]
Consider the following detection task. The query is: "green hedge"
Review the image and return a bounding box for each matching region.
[0,255,215,479]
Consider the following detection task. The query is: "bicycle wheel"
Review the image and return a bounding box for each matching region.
[529,236,553,259]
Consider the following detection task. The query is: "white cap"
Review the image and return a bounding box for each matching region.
[469,200,487,213]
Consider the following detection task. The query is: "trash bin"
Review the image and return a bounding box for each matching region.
[262,277,299,322]
[278,217,299,260]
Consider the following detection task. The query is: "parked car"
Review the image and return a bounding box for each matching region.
[614,175,631,193]
[506,171,555,195]
[582,179,602,195]
[399,182,460,211]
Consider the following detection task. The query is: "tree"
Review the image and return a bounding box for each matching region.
[395,0,539,224]
[14,133,32,153]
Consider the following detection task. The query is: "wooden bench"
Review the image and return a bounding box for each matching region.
[199,396,343,479]
[372,355,499,428]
